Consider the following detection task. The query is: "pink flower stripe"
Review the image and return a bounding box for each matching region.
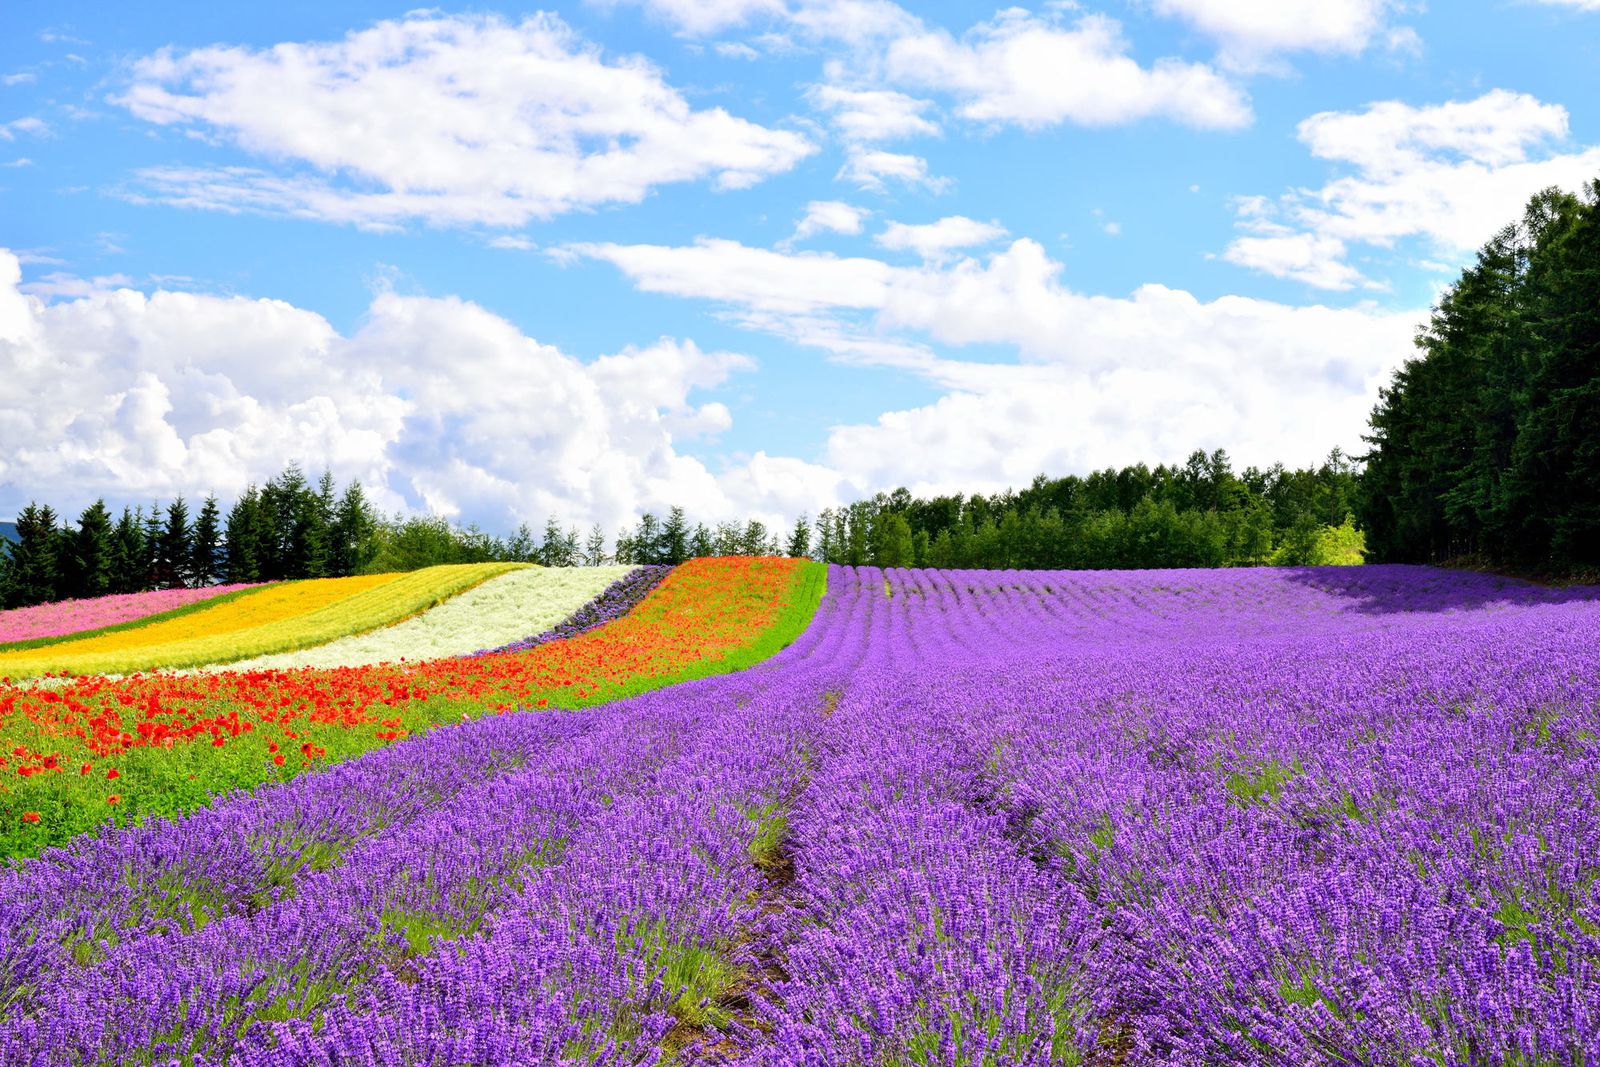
[0,584,266,644]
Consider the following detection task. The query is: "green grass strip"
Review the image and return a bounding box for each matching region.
[0,585,286,656]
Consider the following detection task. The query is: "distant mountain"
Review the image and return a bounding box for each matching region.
[0,521,17,545]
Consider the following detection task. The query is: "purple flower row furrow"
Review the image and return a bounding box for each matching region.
[3,563,1600,1064]
[465,564,673,657]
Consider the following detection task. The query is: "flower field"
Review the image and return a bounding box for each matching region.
[0,563,522,679]
[0,556,823,856]
[3,563,1596,1064]
[0,583,268,649]
[210,565,637,672]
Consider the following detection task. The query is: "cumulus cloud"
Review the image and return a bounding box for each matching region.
[1224,90,1600,287]
[1146,0,1411,69]
[875,216,1007,261]
[0,248,841,532]
[567,234,1420,488]
[786,200,869,245]
[807,84,940,142]
[836,147,949,192]
[112,12,814,230]
[883,10,1251,130]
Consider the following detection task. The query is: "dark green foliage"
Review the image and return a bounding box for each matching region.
[154,497,192,589]
[190,496,224,587]
[871,511,913,567]
[787,514,811,559]
[67,500,114,601]
[326,482,379,577]
[110,507,147,595]
[223,486,269,583]
[660,506,690,565]
[1,503,63,607]
[1362,180,1600,572]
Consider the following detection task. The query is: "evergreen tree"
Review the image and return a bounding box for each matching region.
[110,506,147,594]
[689,523,714,559]
[328,482,379,576]
[224,487,266,583]
[740,519,772,557]
[585,524,608,566]
[787,514,811,558]
[68,499,115,600]
[190,495,223,586]
[155,497,193,589]
[140,504,164,591]
[814,509,836,564]
[634,513,664,564]
[3,503,62,607]
[660,506,690,565]
[538,516,573,566]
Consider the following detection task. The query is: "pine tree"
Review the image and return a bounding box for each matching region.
[141,505,164,590]
[787,514,811,558]
[660,506,690,565]
[224,487,265,583]
[155,497,193,589]
[585,524,608,566]
[190,495,224,586]
[689,523,713,559]
[328,481,379,576]
[634,514,664,564]
[69,499,115,600]
[3,503,62,607]
[110,507,147,594]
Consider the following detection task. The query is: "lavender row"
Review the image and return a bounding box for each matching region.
[4,563,1599,1063]
[465,564,673,657]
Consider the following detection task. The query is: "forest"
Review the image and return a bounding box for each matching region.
[1359,180,1600,573]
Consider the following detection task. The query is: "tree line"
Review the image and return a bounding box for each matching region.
[1359,180,1600,573]
[1,448,1371,609]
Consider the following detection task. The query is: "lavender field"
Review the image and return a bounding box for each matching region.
[5,564,1600,1065]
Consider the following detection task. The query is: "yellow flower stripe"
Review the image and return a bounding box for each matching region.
[0,563,526,678]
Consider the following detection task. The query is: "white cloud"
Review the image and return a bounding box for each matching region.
[17,272,139,299]
[593,0,786,35]
[1531,0,1600,9]
[0,117,48,140]
[884,10,1251,130]
[787,200,869,244]
[113,12,814,230]
[487,235,537,251]
[568,234,1420,490]
[1221,232,1367,290]
[1225,90,1600,287]
[1147,0,1408,68]
[837,147,949,192]
[2,73,37,86]
[567,237,892,314]
[875,216,1006,261]
[0,248,839,532]
[807,84,940,142]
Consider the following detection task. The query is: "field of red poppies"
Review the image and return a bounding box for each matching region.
[0,556,825,857]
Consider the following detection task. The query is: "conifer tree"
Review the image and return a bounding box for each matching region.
[109,507,146,594]
[190,495,223,587]
[155,497,192,589]
[69,499,115,600]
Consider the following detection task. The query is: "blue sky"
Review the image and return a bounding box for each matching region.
[2,0,1598,534]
